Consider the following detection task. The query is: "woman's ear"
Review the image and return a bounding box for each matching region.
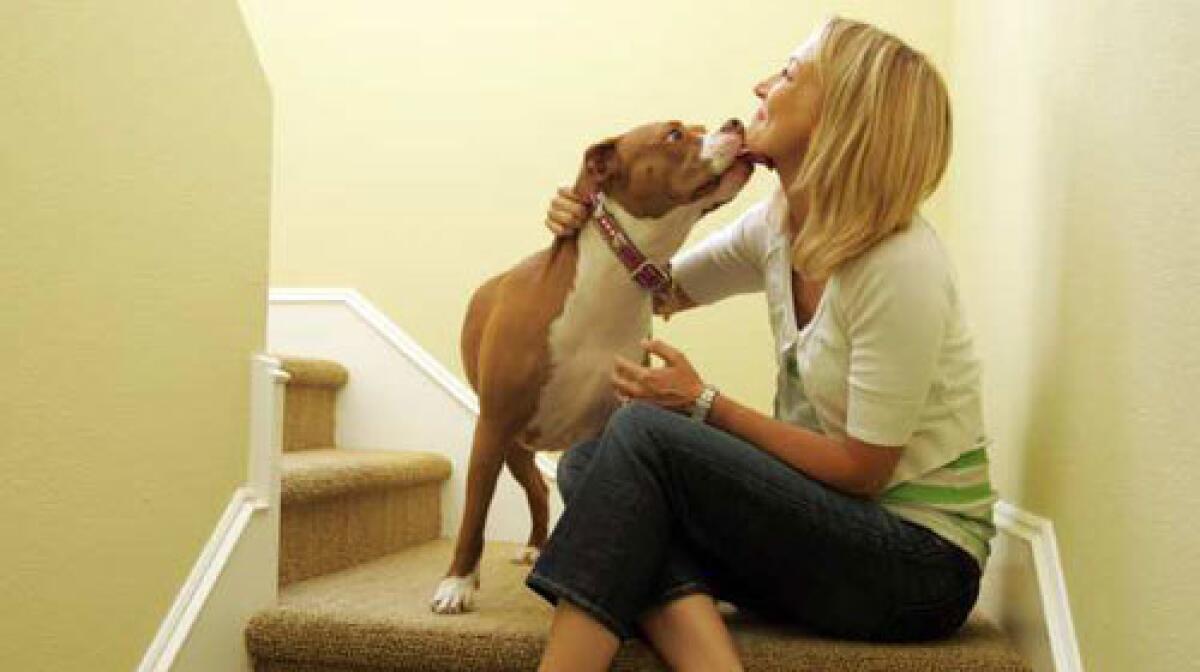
[573,137,620,198]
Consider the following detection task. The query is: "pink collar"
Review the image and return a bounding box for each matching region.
[587,194,674,298]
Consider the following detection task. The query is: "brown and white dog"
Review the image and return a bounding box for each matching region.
[431,119,754,614]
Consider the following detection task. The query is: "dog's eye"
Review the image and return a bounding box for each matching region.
[666,129,683,143]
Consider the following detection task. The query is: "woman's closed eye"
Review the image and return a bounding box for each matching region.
[779,58,801,82]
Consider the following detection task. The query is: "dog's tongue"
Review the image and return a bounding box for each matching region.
[702,129,744,175]
[703,124,775,174]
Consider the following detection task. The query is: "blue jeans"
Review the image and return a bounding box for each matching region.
[525,402,980,642]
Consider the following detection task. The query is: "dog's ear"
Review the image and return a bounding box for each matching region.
[573,137,620,198]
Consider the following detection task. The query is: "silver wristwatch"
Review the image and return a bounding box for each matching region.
[689,384,719,423]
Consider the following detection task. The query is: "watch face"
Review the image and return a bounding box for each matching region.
[691,385,716,421]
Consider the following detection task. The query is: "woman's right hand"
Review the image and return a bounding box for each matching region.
[545,186,590,237]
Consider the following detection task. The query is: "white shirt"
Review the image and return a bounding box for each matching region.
[673,190,989,492]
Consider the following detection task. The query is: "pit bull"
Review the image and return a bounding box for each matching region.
[431,119,754,614]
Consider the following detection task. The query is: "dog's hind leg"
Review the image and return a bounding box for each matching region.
[504,446,549,565]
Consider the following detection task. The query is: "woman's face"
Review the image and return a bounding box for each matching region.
[745,42,823,172]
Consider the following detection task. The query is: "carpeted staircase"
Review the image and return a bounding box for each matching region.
[246,356,1031,671]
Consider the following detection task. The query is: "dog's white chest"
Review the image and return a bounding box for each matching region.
[522,231,652,451]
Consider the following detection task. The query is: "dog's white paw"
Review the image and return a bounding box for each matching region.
[510,545,541,565]
[430,571,479,614]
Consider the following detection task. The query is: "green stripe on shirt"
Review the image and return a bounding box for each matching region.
[880,443,999,568]
[946,447,988,469]
[884,480,994,506]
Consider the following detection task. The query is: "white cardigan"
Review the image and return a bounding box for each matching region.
[672,190,989,491]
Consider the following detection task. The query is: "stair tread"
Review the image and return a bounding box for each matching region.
[277,356,350,388]
[247,539,1029,671]
[282,449,451,504]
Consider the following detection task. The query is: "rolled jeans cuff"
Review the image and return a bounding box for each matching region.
[525,571,637,641]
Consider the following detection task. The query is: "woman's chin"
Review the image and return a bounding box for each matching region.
[739,135,775,170]
[736,148,776,171]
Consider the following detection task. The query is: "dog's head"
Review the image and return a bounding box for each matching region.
[573,119,754,223]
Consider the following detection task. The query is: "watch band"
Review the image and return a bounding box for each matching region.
[689,384,718,423]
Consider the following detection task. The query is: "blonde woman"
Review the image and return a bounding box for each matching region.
[529,17,996,671]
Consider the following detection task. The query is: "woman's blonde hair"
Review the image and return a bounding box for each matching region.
[790,17,952,280]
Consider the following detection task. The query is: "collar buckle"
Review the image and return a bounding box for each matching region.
[631,260,672,294]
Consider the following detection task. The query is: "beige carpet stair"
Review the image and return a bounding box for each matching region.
[248,538,1029,672]
[280,448,451,586]
[278,356,349,454]
[273,356,452,586]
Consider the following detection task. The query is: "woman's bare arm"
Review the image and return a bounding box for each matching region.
[706,392,901,499]
[613,339,901,499]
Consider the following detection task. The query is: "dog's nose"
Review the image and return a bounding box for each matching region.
[721,119,744,135]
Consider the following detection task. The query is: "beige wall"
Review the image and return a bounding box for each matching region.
[251,0,953,414]
[944,2,1200,670]
[0,2,271,670]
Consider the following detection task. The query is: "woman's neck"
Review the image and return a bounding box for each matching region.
[774,154,809,239]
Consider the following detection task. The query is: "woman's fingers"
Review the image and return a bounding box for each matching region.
[550,204,585,226]
[642,338,686,368]
[557,186,588,206]
[545,211,570,237]
[611,372,644,399]
[613,356,653,400]
[555,188,589,216]
[545,212,581,237]
[613,355,648,381]
[545,187,590,237]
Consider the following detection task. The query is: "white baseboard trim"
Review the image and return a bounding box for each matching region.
[137,488,267,672]
[994,501,1084,672]
[137,354,287,672]
[269,288,558,481]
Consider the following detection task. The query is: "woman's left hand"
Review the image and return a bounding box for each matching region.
[612,338,704,411]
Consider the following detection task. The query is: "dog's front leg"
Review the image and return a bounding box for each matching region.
[431,419,509,614]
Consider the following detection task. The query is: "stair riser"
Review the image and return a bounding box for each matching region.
[282,385,339,453]
[280,483,442,586]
